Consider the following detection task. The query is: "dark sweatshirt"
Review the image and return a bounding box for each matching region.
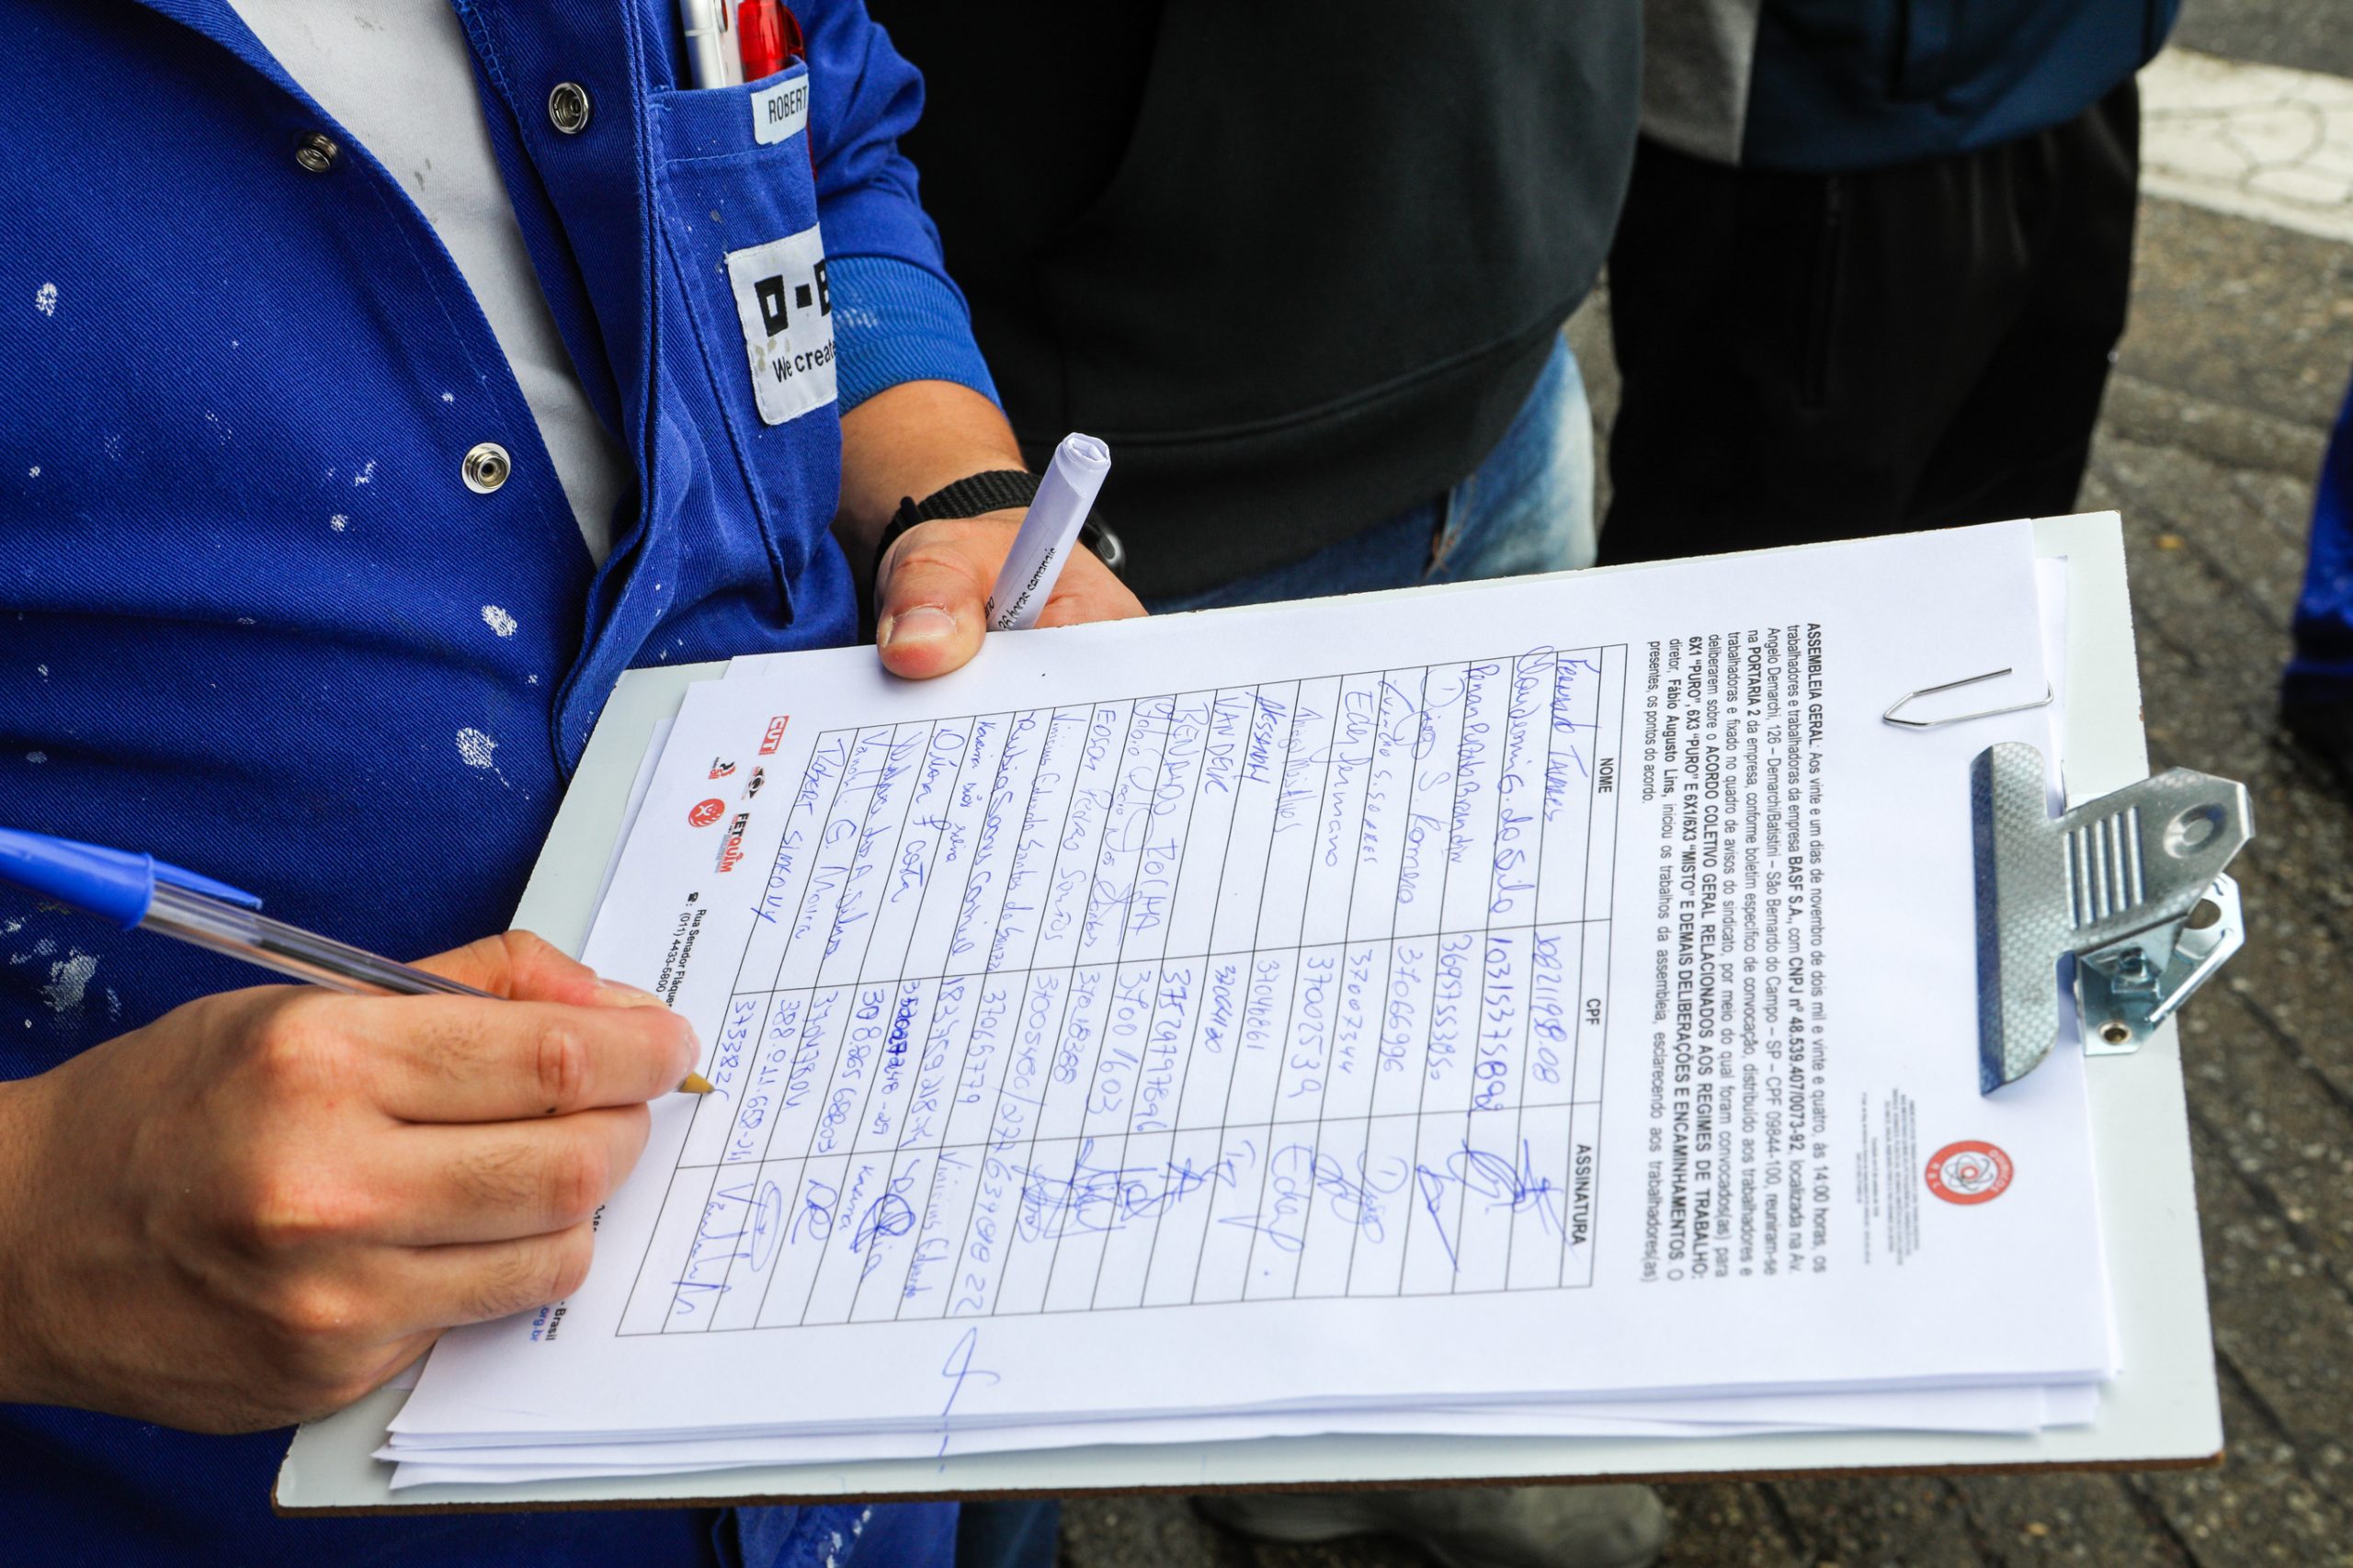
[880,2,1643,598]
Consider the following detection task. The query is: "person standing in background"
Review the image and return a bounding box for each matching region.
[871,7,1667,1565]
[1601,0,2177,563]
[875,2,1638,613]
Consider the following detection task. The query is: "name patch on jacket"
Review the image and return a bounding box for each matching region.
[725,226,835,426]
[752,77,810,145]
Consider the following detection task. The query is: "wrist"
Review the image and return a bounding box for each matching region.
[835,381,1026,555]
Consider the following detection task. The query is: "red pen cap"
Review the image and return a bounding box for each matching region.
[738,0,801,81]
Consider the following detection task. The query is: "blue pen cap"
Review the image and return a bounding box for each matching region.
[0,827,263,928]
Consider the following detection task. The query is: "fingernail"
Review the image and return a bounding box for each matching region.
[880,605,957,652]
[592,979,666,1009]
[670,1018,704,1084]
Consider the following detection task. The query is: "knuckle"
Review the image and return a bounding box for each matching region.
[890,539,990,588]
[416,933,517,997]
[232,1161,370,1252]
[247,999,343,1094]
[531,1017,591,1112]
[502,929,561,983]
[543,1140,610,1224]
[504,929,552,958]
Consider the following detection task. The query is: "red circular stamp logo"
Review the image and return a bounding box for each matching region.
[1926,1141,2013,1205]
[688,798,727,828]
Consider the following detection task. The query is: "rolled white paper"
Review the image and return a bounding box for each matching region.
[985,433,1111,631]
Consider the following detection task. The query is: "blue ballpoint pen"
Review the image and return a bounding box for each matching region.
[0,825,496,997]
[0,825,713,1092]
[0,828,715,1087]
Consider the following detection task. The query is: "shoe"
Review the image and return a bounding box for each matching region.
[1195,1483,1667,1568]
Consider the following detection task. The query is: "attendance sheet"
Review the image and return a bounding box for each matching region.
[394,520,2109,1447]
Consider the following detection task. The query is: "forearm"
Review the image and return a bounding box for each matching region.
[834,379,1026,596]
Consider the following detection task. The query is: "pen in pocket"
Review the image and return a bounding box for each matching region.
[680,0,739,89]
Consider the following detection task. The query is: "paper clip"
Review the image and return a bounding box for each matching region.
[1882,668,2054,731]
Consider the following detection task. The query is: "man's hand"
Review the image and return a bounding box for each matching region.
[0,931,697,1434]
[835,380,1146,682]
[872,509,1144,679]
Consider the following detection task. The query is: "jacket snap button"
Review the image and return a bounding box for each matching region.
[461,442,512,494]
[548,83,593,135]
[294,131,339,174]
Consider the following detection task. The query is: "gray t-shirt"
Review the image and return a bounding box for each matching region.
[228,0,631,562]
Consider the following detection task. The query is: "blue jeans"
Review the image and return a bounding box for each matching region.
[2287,367,2353,712]
[1145,333,1595,612]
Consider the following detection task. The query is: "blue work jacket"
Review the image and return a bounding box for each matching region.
[0,0,992,1562]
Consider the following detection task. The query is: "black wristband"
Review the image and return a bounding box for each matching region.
[880,470,1126,580]
[878,471,1038,578]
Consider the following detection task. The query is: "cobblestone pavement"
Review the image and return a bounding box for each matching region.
[2141,49,2353,246]
[1058,30,2353,1568]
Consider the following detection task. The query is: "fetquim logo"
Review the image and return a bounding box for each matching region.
[716,812,752,873]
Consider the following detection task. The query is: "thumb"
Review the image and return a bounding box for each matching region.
[408,930,665,1011]
[875,524,995,680]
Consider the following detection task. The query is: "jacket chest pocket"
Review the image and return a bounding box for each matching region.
[650,67,841,579]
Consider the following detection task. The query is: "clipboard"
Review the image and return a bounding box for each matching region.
[275,512,2223,1515]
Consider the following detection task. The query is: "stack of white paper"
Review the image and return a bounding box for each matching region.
[381,522,2114,1488]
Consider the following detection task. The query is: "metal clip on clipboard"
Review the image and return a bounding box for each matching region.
[1970,743,2252,1093]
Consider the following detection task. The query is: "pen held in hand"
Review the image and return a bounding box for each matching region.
[0,826,713,1096]
[984,433,1112,632]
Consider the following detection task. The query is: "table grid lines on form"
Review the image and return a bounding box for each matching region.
[620,645,1630,1335]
